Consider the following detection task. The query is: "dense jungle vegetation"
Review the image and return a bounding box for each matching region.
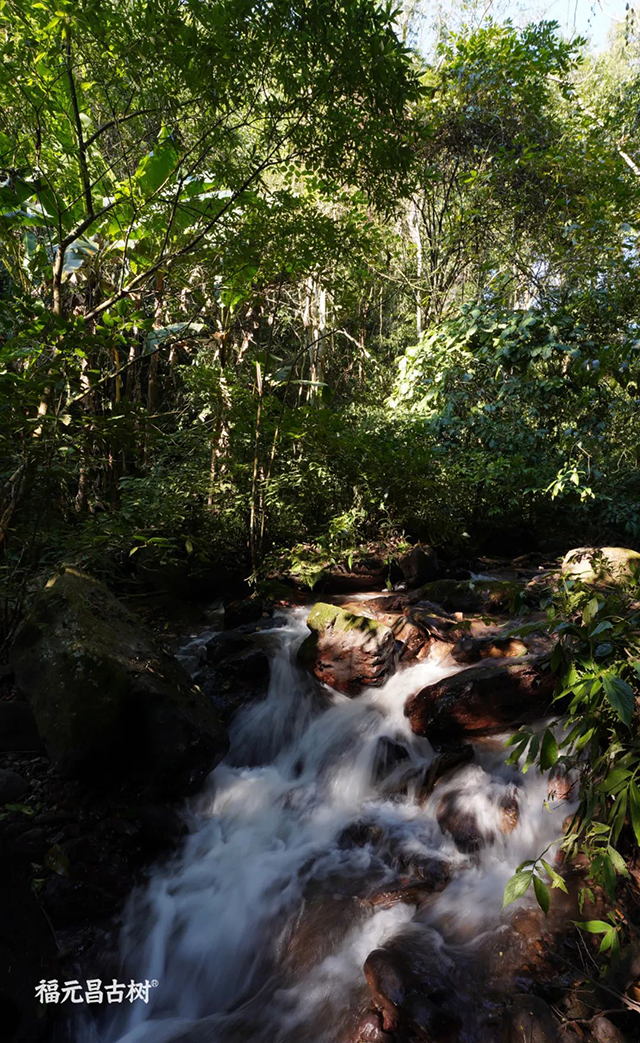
[6,5,640,1039]
[1,0,640,609]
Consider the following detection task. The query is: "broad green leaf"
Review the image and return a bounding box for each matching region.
[602,674,634,727]
[503,870,533,908]
[540,729,558,771]
[629,782,640,845]
[600,767,631,793]
[575,919,611,933]
[533,874,550,915]
[607,844,629,878]
[540,858,568,893]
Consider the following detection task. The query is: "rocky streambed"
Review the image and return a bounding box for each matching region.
[2,550,640,1043]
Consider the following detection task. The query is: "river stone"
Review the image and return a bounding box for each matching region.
[298,603,395,694]
[9,567,228,797]
[415,578,523,614]
[451,634,528,664]
[562,546,640,584]
[0,769,29,804]
[398,544,439,588]
[363,948,408,1031]
[345,1010,393,1043]
[503,994,561,1043]
[405,660,555,741]
[0,700,42,753]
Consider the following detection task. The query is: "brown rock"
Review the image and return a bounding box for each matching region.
[451,635,528,665]
[398,545,439,588]
[499,792,519,834]
[504,994,561,1043]
[591,1015,627,1043]
[436,792,485,853]
[405,660,554,742]
[345,1010,394,1043]
[364,880,446,909]
[299,603,395,694]
[364,948,409,1032]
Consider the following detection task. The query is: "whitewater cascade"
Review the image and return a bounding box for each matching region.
[82,606,572,1043]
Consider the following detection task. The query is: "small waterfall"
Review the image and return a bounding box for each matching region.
[81,608,572,1043]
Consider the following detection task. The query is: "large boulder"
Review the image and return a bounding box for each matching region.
[298,603,395,694]
[562,546,640,584]
[405,660,555,742]
[9,567,228,797]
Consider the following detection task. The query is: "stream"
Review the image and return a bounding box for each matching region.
[80,605,572,1043]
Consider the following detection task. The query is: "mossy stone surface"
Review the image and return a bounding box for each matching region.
[10,567,227,795]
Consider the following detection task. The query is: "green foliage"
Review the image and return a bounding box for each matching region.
[504,577,640,945]
[388,304,640,541]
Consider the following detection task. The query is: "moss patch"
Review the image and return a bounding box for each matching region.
[307,602,386,636]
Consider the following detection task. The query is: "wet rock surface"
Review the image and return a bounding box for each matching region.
[9,567,228,797]
[3,553,635,1043]
[299,602,396,694]
[405,659,555,742]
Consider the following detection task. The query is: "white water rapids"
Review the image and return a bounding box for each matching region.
[80,606,573,1043]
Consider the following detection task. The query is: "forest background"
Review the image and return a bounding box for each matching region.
[2,0,640,626]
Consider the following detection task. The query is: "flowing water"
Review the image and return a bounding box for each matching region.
[81,607,573,1043]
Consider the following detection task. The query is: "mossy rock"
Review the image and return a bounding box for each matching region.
[415,579,523,614]
[306,602,388,637]
[9,567,228,796]
[299,602,395,694]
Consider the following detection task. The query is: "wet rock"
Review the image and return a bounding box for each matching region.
[42,876,116,927]
[395,854,452,891]
[338,821,385,849]
[499,792,519,834]
[317,556,390,595]
[7,827,47,861]
[372,737,410,782]
[392,618,432,664]
[0,768,29,804]
[503,994,561,1043]
[365,878,448,908]
[346,1009,394,1043]
[362,594,415,614]
[9,566,228,798]
[405,993,459,1042]
[299,603,395,694]
[399,545,439,588]
[224,597,269,630]
[405,660,555,742]
[413,746,474,804]
[510,907,544,940]
[562,546,640,584]
[547,765,574,803]
[138,804,187,852]
[591,1016,627,1043]
[284,895,363,975]
[451,635,528,665]
[415,579,523,615]
[364,948,409,1031]
[0,700,43,753]
[436,792,484,853]
[199,633,271,723]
